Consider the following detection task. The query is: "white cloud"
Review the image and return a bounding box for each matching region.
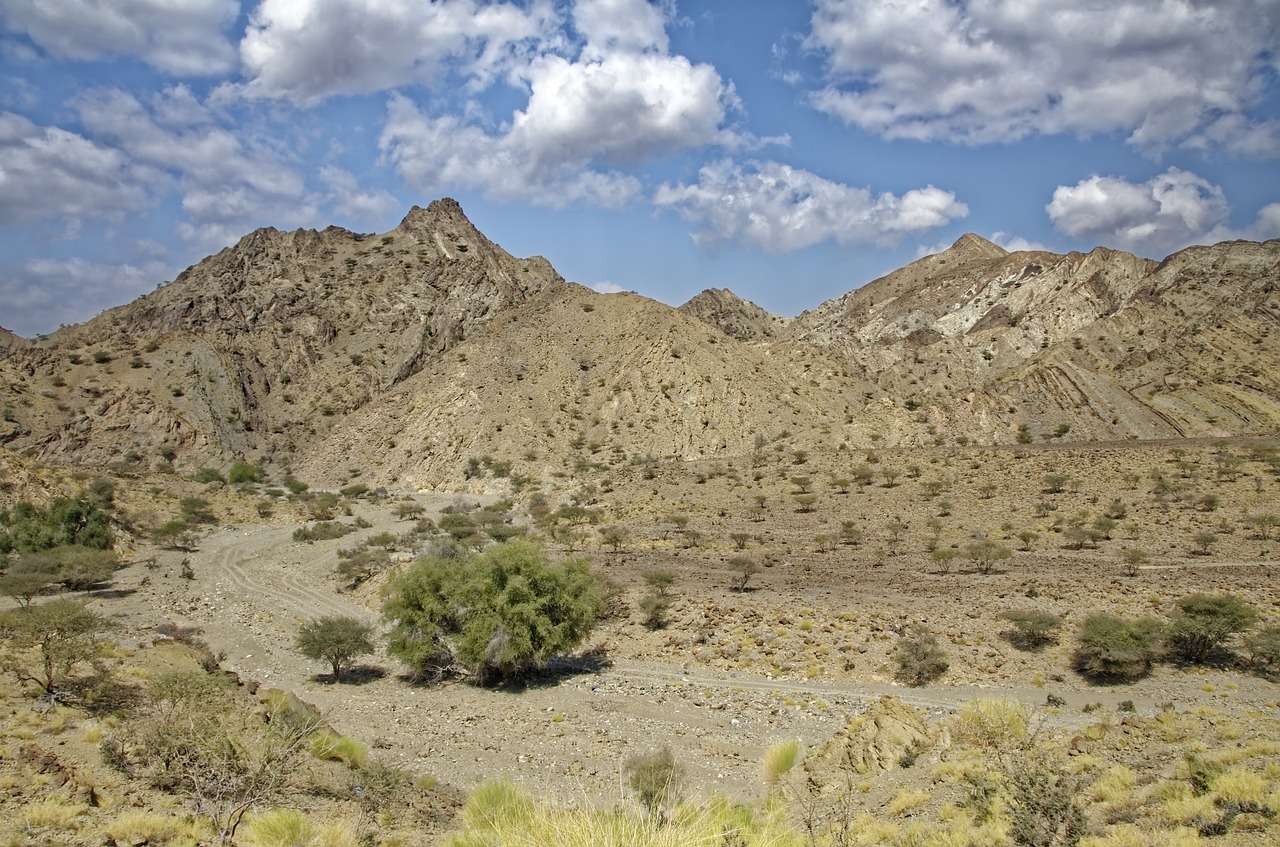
[990,232,1050,253]
[654,159,967,253]
[0,257,171,336]
[512,50,738,167]
[379,1,739,207]
[574,0,670,58]
[0,0,238,75]
[807,0,1280,154]
[591,280,626,294]
[239,0,558,104]
[0,111,153,224]
[1046,167,1280,256]
[72,86,318,250]
[379,95,641,208]
[318,165,399,225]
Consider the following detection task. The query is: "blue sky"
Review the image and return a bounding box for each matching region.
[2,0,1278,337]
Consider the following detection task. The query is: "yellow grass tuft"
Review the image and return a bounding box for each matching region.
[309,730,369,768]
[885,787,930,816]
[100,810,204,847]
[762,740,803,787]
[952,700,1030,750]
[20,797,89,831]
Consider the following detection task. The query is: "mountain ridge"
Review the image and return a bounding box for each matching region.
[1,200,1277,488]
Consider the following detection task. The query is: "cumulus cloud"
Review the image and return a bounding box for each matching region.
[591,280,627,294]
[0,0,238,75]
[318,165,399,225]
[73,86,318,250]
[1047,167,1280,256]
[0,257,171,336]
[0,111,153,224]
[239,0,558,104]
[379,0,739,207]
[806,0,1280,154]
[574,0,670,58]
[379,95,642,207]
[654,159,967,253]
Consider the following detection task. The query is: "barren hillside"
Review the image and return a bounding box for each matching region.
[1,200,1277,489]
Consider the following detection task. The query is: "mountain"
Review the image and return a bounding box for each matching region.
[678,288,785,341]
[1,202,1277,488]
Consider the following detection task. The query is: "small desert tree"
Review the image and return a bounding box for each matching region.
[52,545,119,590]
[1120,548,1148,577]
[383,540,602,684]
[640,569,677,629]
[1001,609,1063,650]
[729,556,761,591]
[965,539,1013,574]
[0,598,112,698]
[0,552,60,606]
[599,525,629,553]
[1244,625,1280,674]
[1074,613,1165,682]
[295,615,376,681]
[121,671,321,844]
[1165,593,1259,664]
[894,624,948,686]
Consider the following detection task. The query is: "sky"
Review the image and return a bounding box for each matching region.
[1,0,1278,338]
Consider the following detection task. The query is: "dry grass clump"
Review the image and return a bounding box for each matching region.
[441,781,801,847]
[99,810,210,847]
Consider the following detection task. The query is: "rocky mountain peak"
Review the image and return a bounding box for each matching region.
[946,232,1007,260]
[678,288,784,341]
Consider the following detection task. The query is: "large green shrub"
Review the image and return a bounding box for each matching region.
[1074,613,1165,682]
[383,540,602,684]
[0,492,113,553]
[1166,593,1259,663]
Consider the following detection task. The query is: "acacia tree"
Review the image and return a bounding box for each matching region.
[728,556,761,591]
[295,616,376,681]
[1166,593,1259,663]
[383,540,602,684]
[965,540,1013,574]
[0,598,112,698]
[1075,613,1165,682]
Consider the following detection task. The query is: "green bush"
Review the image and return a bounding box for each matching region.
[1165,593,1259,663]
[0,491,113,553]
[383,539,602,684]
[1074,613,1165,682]
[894,624,949,685]
[292,521,356,542]
[227,461,265,484]
[1001,609,1063,650]
[625,746,683,818]
[192,467,225,484]
[51,545,119,590]
[1244,625,1280,674]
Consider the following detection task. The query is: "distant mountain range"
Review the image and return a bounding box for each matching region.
[2,198,1277,488]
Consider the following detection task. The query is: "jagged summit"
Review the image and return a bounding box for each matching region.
[678,288,784,341]
[947,232,1007,259]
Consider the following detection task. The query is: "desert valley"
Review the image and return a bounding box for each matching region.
[1,199,1279,846]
